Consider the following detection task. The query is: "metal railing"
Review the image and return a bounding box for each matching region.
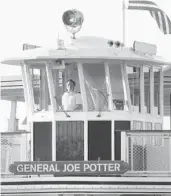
[1,130,171,177]
[1,131,31,177]
[125,131,171,175]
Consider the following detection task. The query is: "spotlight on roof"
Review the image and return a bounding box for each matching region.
[107,40,124,48]
[62,9,84,39]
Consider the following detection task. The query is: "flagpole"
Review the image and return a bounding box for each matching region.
[122,0,126,45]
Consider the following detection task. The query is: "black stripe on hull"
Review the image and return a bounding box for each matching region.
[2,180,171,186]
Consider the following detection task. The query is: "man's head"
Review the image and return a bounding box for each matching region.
[66,79,75,92]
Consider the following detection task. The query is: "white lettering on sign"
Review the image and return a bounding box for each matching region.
[30,164,37,172]
[13,162,125,174]
[115,163,120,171]
[37,164,43,172]
[63,163,80,172]
[83,163,120,172]
[17,164,23,172]
[48,164,60,172]
[43,164,49,172]
[24,164,30,172]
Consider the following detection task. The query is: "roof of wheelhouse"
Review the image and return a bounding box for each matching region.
[1,36,171,66]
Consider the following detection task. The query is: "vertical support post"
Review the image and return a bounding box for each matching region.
[84,120,88,161]
[23,62,34,114]
[169,135,171,172]
[45,62,57,113]
[122,0,126,45]
[21,64,32,115]
[111,120,115,160]
[30,121,34,161]
[40,69,49,110]
[121,64,131,161]
[140,66,145,130]
[131,137,134,171]
[170,94,171,130]
[77,62,88,111]
[121,131,126,162]
[160,68,164,118]
[21,65,30,129]
[104,62,113,110]
[23,62,35,161]
[150,66,154,116]
[8,101,18,131]
[125,133,129,163]
[77,62,88,160]
[140,66,145,115]
[121,63,132,112]
[46,62,57,161]
[22,62,34,161]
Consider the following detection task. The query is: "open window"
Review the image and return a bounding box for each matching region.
[52,63,82,112]
[29,64,51,112]
[109,64,126,110]
[126,66,141,113]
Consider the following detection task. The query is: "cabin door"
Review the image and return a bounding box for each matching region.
[88,121,111,160]
[114,121,130,160]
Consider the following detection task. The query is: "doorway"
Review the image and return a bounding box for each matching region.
[114,121,130,160]
[88,121,111,160]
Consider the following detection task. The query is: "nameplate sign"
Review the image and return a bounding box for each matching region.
[133,41,157,55]
[9,161,130,175]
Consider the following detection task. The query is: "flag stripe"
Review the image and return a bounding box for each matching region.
[129,0,156,5]
[128,6,160,12]
[150,11,160,30]
[150,11,170,34]
[167,15,171,33]
[128,3,158,9]
[161,13,167,34]
[163,14,170,34]
[128,0,171,34]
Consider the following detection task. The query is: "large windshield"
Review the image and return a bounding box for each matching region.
[83,63,108,111]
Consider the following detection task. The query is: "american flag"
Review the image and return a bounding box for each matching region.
[128,0,171,34]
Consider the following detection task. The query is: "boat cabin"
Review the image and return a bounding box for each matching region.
[1,36,167,163]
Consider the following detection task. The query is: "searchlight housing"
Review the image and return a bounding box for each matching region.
[62,9,84,39]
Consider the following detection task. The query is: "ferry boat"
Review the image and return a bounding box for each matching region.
[1,9,171,196]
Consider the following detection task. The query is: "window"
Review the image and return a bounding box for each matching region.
[29,65,51,112]
[56,121,84,160]
[52,63,82,112]
[83,63,108,111]
[109,64,125,110]
[145,122,152,130]
[133,121,143,130]
[126,66,141,112]
[154,123,162,130]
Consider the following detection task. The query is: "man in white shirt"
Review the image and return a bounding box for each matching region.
[62,79,82,111]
